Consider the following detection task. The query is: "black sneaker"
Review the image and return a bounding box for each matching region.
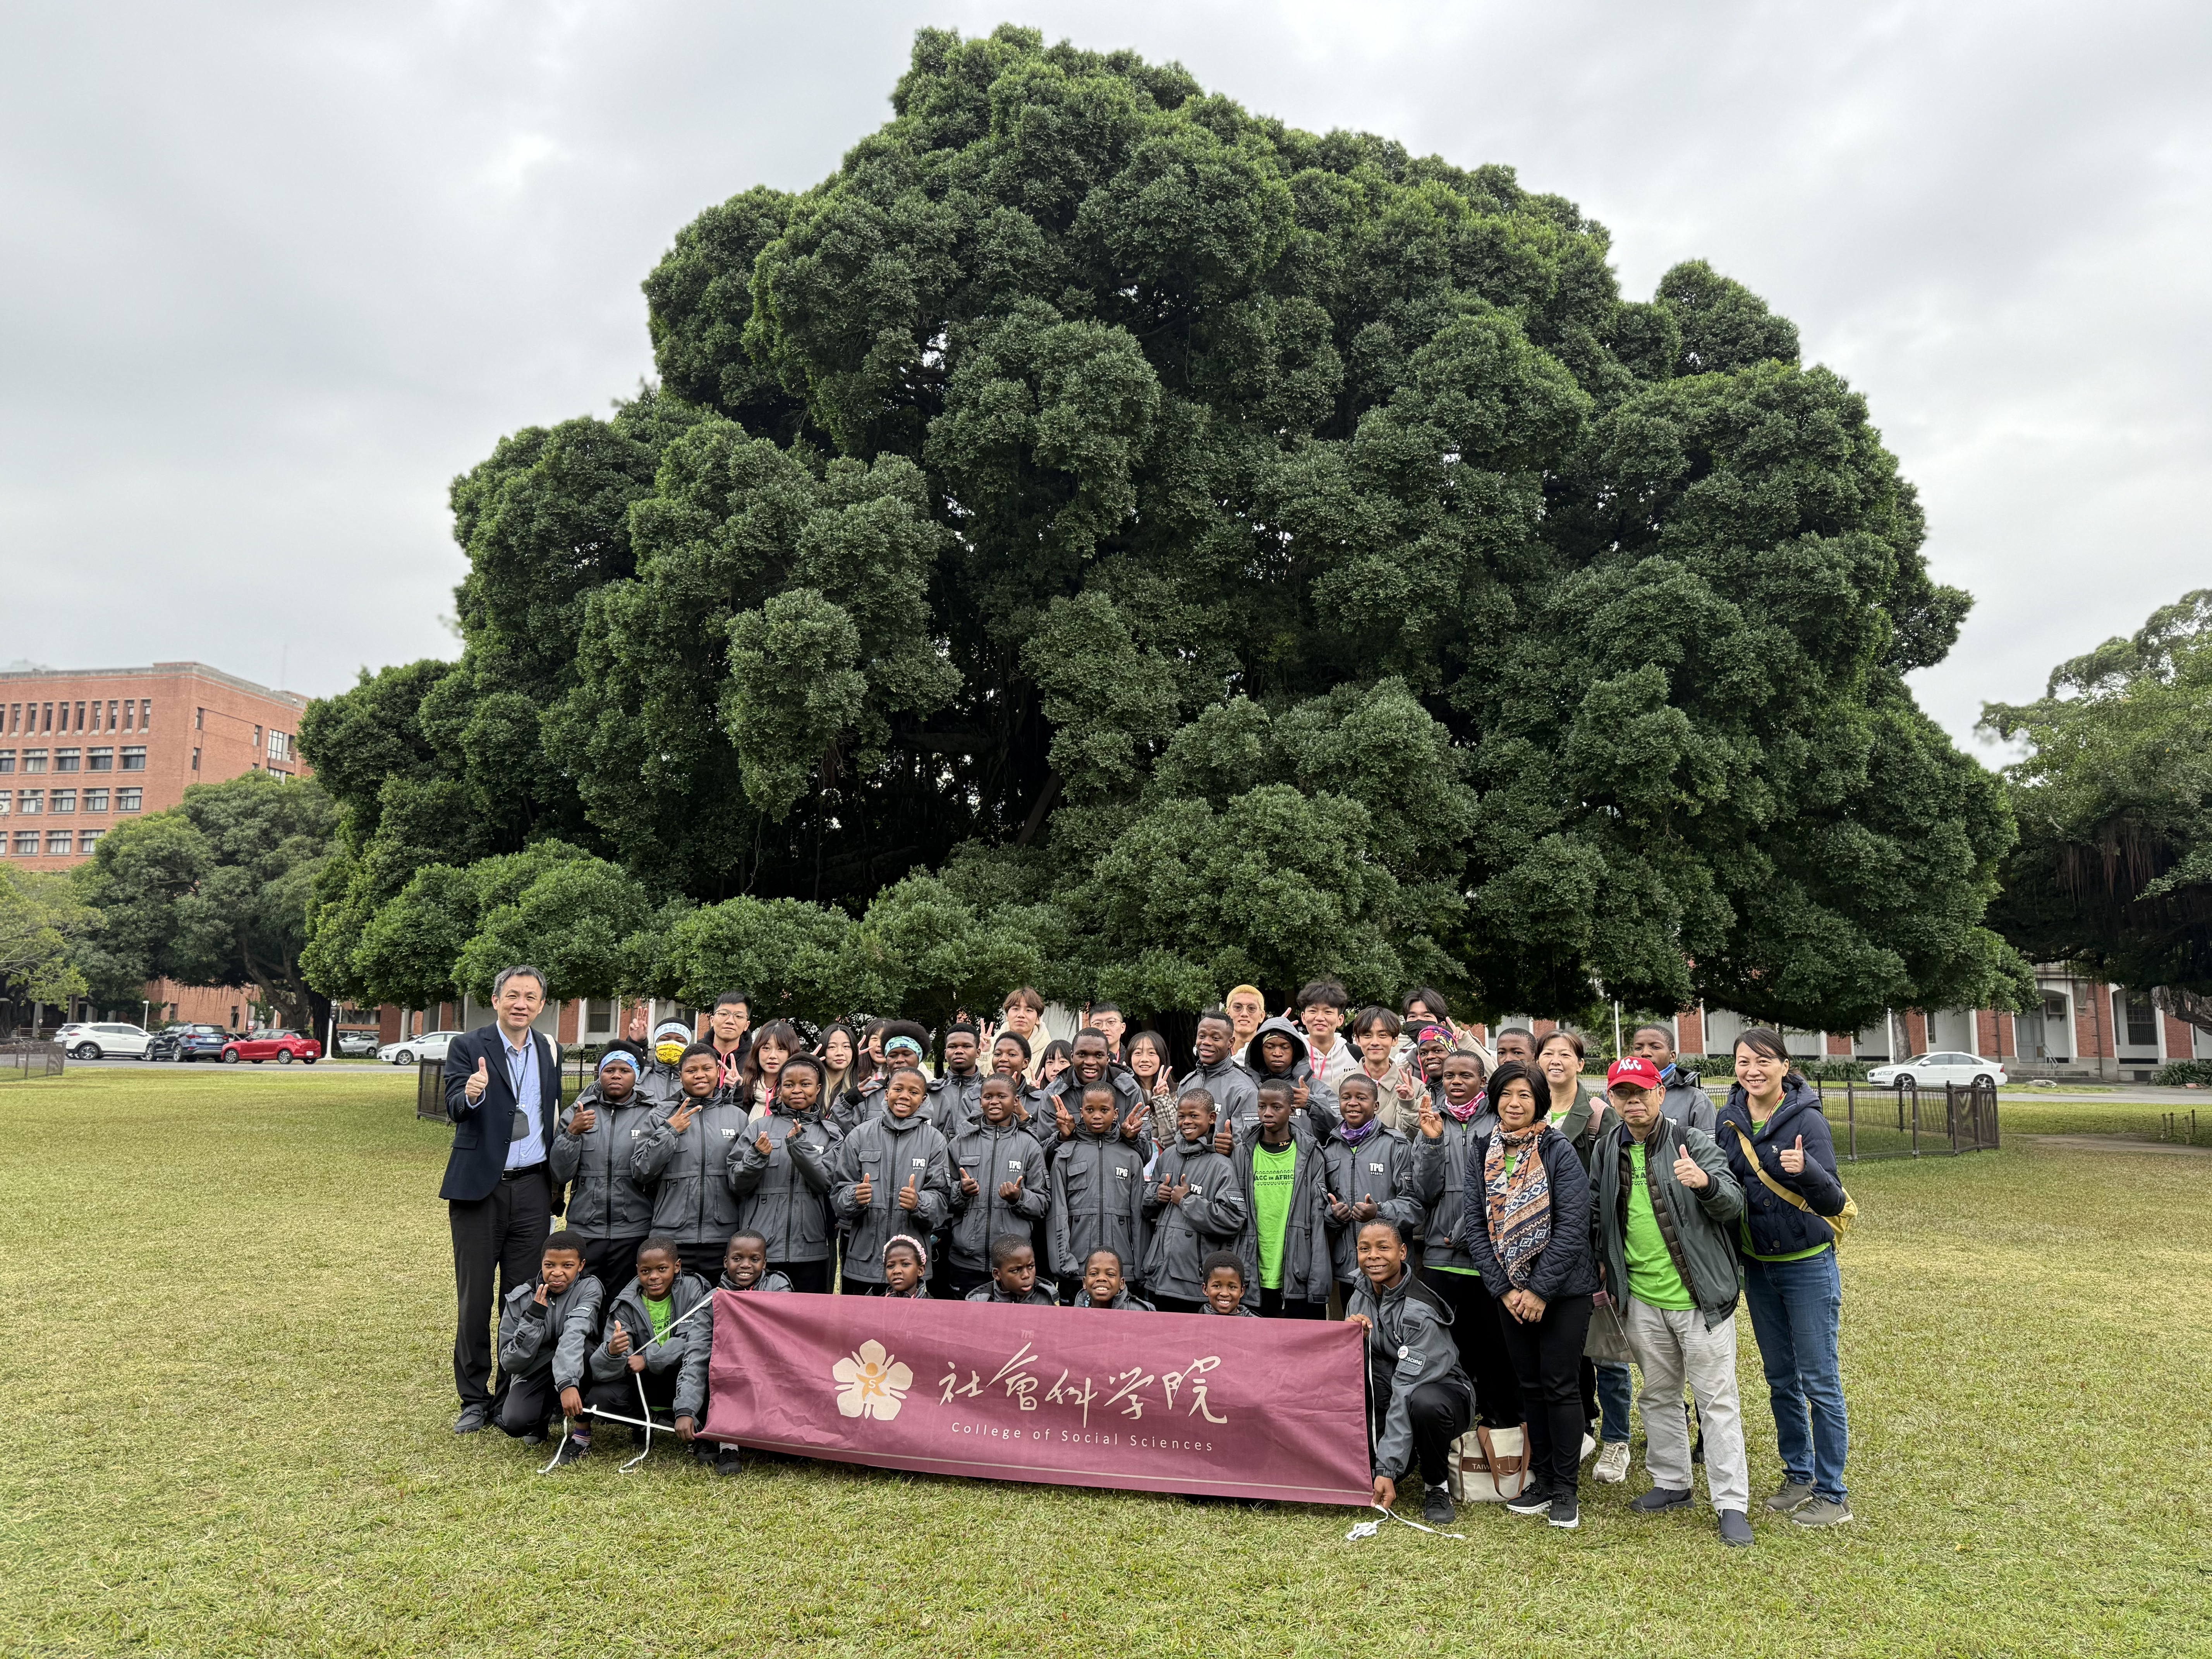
[453,1403,491,1435]
[1718,1509,1754,1547]
[552,1434,589,1467]
[520,1425,548,1447]
[1504,1483,1552,1517]
[1423,1484,1456,1527]
[713,1446,743,1477]
[1630,1486,1694,1513]
[1547,1492,1580,1530]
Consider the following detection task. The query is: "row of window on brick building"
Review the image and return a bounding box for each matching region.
[6,697,150,736]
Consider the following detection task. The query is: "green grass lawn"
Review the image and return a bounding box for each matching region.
[0,1071,2205,1657]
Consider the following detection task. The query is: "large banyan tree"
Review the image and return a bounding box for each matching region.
[302,24,2028,1031]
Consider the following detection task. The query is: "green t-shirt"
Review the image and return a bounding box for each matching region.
[1623,1144,1695,1310]
[644,1293,674,1343]
[1251,1142,1298,1290]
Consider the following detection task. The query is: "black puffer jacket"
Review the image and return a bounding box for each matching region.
[1458,1125,1600,1302]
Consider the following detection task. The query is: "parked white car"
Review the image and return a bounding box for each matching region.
[58,1022,155,1060]
[377,1030,464,1066]
[1868,1051,2007,1088]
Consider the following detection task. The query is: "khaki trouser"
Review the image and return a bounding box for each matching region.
[1625,1297,1750,1514]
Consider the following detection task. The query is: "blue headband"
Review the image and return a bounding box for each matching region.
[598,1051,638,1075]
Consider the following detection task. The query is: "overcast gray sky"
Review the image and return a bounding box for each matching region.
[2,2,2203,757]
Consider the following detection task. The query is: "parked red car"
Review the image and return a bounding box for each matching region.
[220,1030,322,1065]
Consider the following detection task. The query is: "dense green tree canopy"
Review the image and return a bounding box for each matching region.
[1985,589,2212,1027]
[303,24,2021,1032]
[74,775,336,1032]
[1,867,95,1021]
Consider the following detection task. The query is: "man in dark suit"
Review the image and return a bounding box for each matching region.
[442,964,562,1433]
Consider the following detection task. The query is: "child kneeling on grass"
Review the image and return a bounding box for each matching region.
[1348,1216,1473,1528]
[964,1233,1057,1305]
[496,1230,603,1448]
[1072,1248,1152,1311]
[581,1236,713,1469]
[1198,1251,1257,1316]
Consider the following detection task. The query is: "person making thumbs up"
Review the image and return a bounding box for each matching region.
[1714,1029,1854,1530]
[440,965,556,1437]
[831,1063,953,1297]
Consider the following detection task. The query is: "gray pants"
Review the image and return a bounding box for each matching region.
[1626,1297,1748,1514]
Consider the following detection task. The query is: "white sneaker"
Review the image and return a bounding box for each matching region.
[1592,1441,1631,1484]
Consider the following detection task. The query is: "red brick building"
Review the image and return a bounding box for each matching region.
[0,662,311,871]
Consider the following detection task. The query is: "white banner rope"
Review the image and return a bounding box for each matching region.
[1345,1503,1466,1542]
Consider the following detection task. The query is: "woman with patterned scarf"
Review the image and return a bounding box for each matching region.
[1460,1061,1601,1530]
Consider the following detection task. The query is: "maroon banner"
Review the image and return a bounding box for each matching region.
[700,1291,1374,1505]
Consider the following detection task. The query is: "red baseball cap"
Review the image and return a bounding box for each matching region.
[1606,1056,1663,1091]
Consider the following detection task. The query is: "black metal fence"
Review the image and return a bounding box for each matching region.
[1,1039,65,1081]
[1809,1076,2001,1160]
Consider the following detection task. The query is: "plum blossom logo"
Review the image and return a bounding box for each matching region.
[832,1339,912,1420]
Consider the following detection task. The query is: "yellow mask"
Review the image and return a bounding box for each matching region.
[655,1039,685,1065]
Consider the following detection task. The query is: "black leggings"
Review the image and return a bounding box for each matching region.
[1259,1288,1326,1319]
[1496,1291,1594,1497]
[579,1234,648,1293]
[1428,1269,1522,1429]
[498,1368,565,1436]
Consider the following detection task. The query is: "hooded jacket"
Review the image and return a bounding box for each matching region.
[1046,1126,1151,1281]
[924,1068,985,1141]
[1409,1107,1496,1274]
[728,1106,840,1265]
[1713,1075,1848,1258]
[1070,1287,1155,1311]
[1590,1116,1744,1330]
[1240,1016,1341,1135]
[946,1119,1050,1272]
[496,1273,604,1390]
[549,1085,657,1242]
[831,1109,954,1286]
[1227,1122,1334,1308]
[715,1268,794,1294]
[1175,1055,1259,1135]
[1347,1269,1470,1480]
[589,1271,715,1420]
[1140,1137,1248,1301]
[963,1281,1059,1306]
[1044,1066,1148,1152]
[1660,1069,1719,1133]
[1319,1121,1425,1283]
[1458,1125,1601,1303]
[631,1096,749,1254]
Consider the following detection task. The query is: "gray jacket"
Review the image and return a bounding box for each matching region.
[1140,1138,1248,1300]
[1319,1124,1424,1281]
[1590,1118,1745,1331]
[831,1109,953,1286]
[1044,1066,1148,1152]
[728,1108,840,1265]
[1661,1074,1718,1133]
[1348,1270,1470,1481]
[1227,1124,1334,1308]
[924,1070,985,1141]
[946,1120,1050,1272]
[1241,1015,1341,1135]
[1070,1288,1155,1311]
[496,1274,604,1390]
[549,1089,657,1240]
[1410,1110,1496,1274]
[1175,1057,1258,1134]
[631,1097,749,1254]
[1046,1128,1151,1281]
[964,1281,1058,1305]
[589,1271,715,1420]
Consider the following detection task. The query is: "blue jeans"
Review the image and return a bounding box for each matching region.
[1742,1249,1848,1502]
[1595,1362,1632,1443]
